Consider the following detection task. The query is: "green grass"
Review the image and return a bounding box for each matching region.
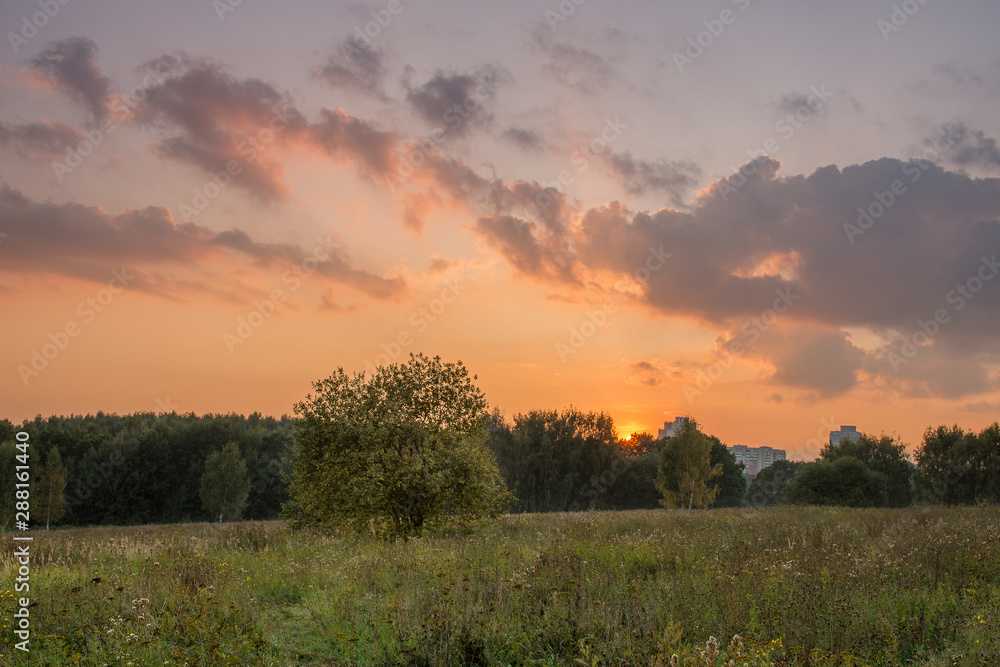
[3,507,1000,665]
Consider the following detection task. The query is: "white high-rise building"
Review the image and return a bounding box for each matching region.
[727,445,786,475]
[829,425,862,446]
[657,416,688,440]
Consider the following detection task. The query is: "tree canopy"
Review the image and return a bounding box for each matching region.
[708,437,746,508]
[656,419,722,510]
[200,442,251,522]
[746,460,803,506]
[821,433,913,507]
[783,457,889,507]
[916,423,1000,505]
[285,353,511,537]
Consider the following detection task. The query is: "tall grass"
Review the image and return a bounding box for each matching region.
[2,507,999,665]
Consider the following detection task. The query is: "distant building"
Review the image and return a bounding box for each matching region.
[727,445,786,475]
[829,425,862,447]
[657,417,688,440]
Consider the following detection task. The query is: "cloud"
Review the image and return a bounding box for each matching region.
[605,150,700,205]
[766,328,864,398]
[313,37,389,99]
[501,127,544,151]
[459,157,1000,399]
[0,120,83,159]
[403,66,505,135]
[29,37,112,122]
[0,185,406,303]
[426,255,458,274]
[124,53,401,202]
[929,122,1000,171]
[128,53,309,202]
[625,359,665,387]
[531,31,612,95]
[474,214,576,282]
[774,90,830,118]
[308,107,398,177]
[932,62,985,87]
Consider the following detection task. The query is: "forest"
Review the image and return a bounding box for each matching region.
[3,409,1000,529]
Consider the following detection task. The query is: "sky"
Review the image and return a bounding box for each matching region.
[1,0,999,459]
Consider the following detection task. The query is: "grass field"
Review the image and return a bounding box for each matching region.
[2,507,999,666]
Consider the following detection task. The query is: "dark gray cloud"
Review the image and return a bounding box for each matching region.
[313,37,388,98]
[0,120,83,159]
[932,63,985,87]
[30,37,112,122]
[474,214,576,283]
[124,53,400,201]
[929,122,1000,171]
[464,157,1000,399]
[0,185,406,302]
[605,151,700,205]
[308,108,398,177]
[404,65,505,135]
[774,90,830,118]
[130,53,309,202]
[501,127,544,151]
[768,329,865,398]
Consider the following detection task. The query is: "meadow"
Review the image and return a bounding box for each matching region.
[2,507,999,666]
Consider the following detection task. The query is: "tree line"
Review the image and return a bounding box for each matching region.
[4,362,1000,533]
[0,412,294,529]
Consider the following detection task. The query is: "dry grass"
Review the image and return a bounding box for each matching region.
[2,507,999,665]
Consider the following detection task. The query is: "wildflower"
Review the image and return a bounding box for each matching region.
[701,636,720,662]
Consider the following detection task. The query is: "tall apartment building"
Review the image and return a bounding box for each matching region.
[657,416,688,440]
[727,445,786,475]
[829,425,862,446]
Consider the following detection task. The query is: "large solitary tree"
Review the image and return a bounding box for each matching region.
[285,353,511,537]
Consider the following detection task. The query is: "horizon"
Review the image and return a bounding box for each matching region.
[2,0,1000,461]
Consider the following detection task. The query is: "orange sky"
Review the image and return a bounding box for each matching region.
[3,0,1000,461]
